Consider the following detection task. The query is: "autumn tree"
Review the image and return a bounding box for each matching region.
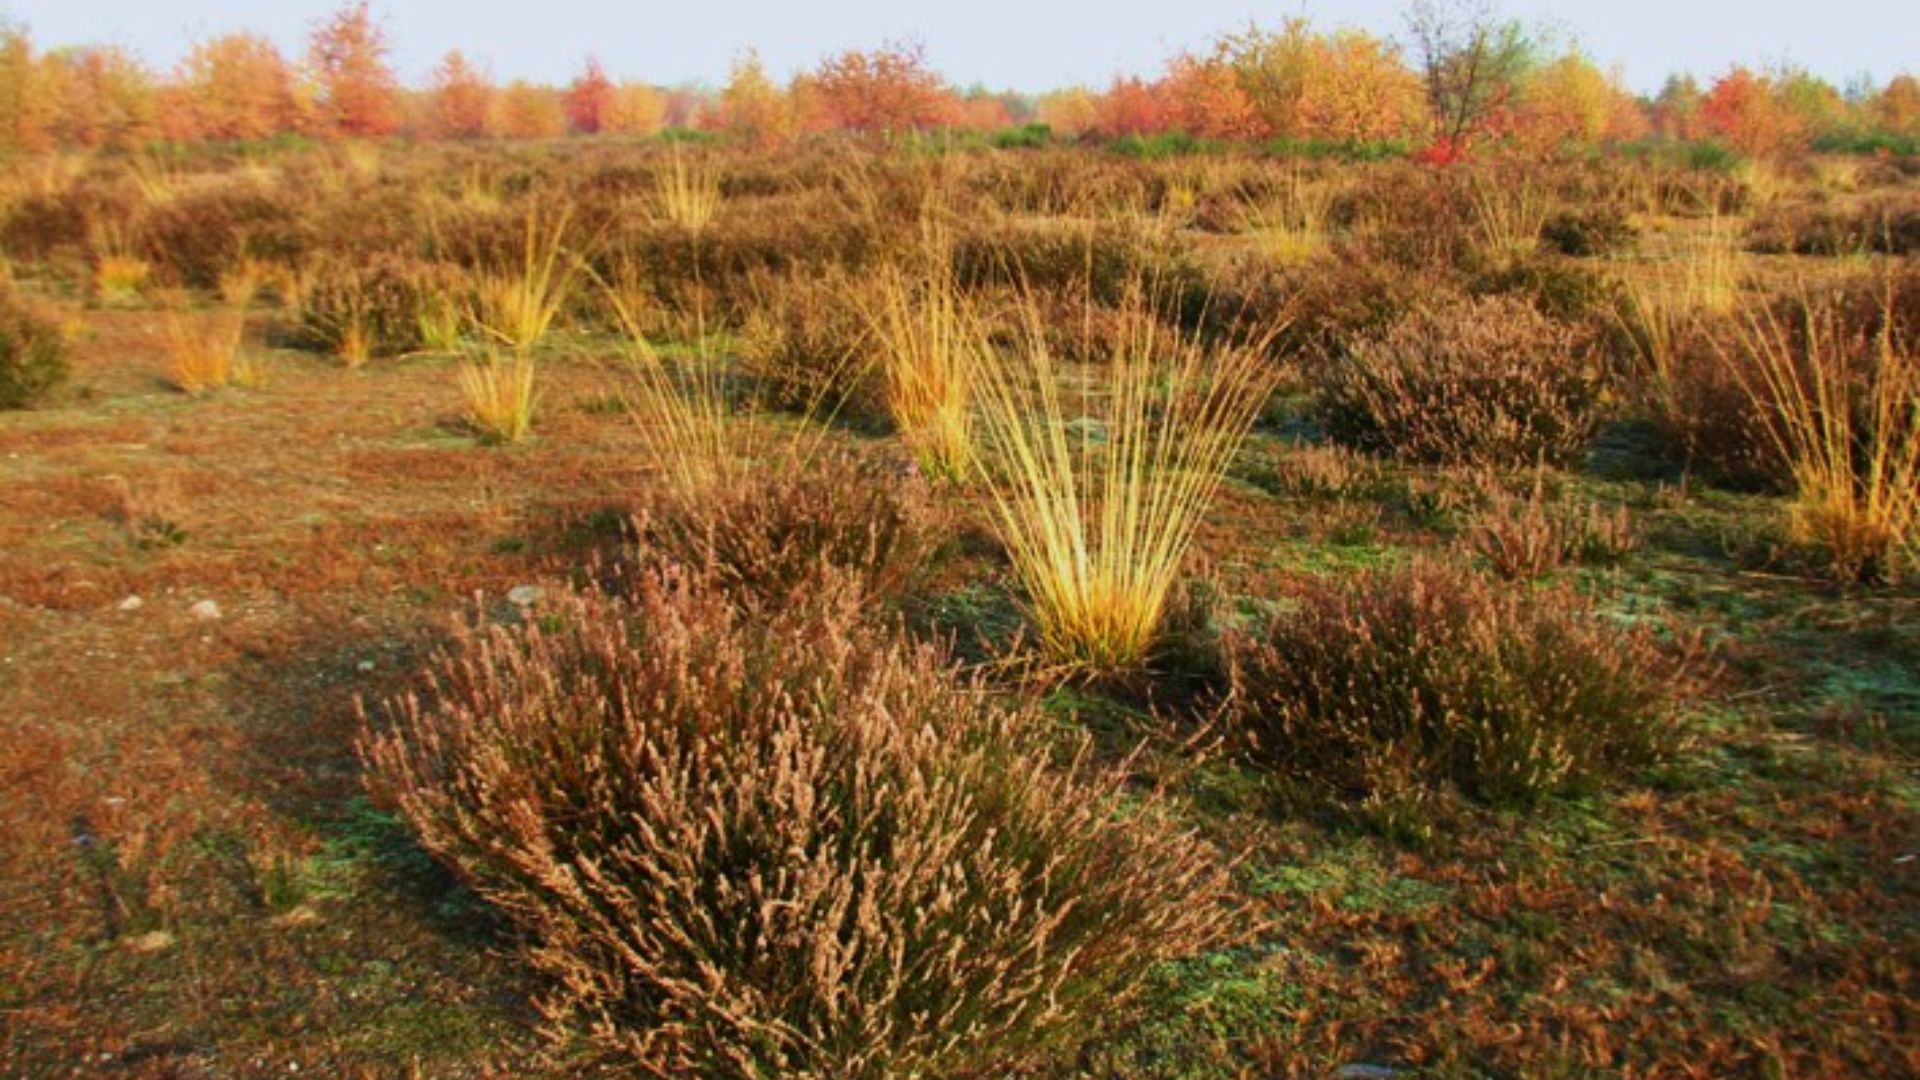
[1163,50,1265,139]
[177,33,305,142]
[562,56,615,134]
[1651,74,1703,141]
[309,2,401,138]
[709,50,792,145]
[491,80,565,140]
[1091,76,1171,138]
[1404,0,1534,143]
[1036,87,1099,138]
[1514,51,1641,150]
[1873,74,1920,138]
[607,82,668,135]
[809,43,952,136]
[1701,66,1807,158]
[0,23,53,153]
[425,49,492,139]
[41,45,157,149]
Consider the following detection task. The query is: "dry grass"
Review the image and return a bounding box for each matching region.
[1732,274,1920,581]
[457,351,538,444]
[1239,169,1334,265]
[1470,171,1550,263]
[160,297,252,394]
[653,145,723,233]
[469,204,576,355]
[866,224,977,481]
[968,286,1279,673]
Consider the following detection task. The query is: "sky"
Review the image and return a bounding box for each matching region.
[4,1,1916,95]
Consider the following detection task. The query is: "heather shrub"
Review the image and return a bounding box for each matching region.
[1319,296,1607,468]
[638,449,943,607]
[1225,560,1691,812]
[138,182,309,288]
[361,569,1232,1077]
[736,268,878,420]
[0,290,68,409]
[1540,206,1639,257]
[1467,477,1642,581]
[1746,195,1920,257]
[291,255,464,362]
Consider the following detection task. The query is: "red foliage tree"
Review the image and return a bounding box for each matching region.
[563,56,616,135]
[1091,77,1172,138]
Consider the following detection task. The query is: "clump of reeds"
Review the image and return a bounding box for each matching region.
[1731,273,1919,581]
[865,222,977,481]
[469,204,576,355]
[457,351,539,444]
[653,144,722,233]
[160,290,254,394]
[967,284,1279,673]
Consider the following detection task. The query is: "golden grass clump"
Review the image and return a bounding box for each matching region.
[469,204,577,355]
[360,567,1232,1077]
[1732,273,1919,581]
[457,351,539,444]
[968,286,1279,673]
[653,145,723,233]
[866,226,978,481]
[1238,169,1334,265]
[160,294,253,394]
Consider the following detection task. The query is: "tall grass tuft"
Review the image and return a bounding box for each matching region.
[1469,170,1549,263]
[457,351,539,444]
[160,293,252,394]
[1239,168,1333,265]
[968,286,1279,673]
[470,204,576,355]
[866,224,977,481]
[653,144,722,233]
[1732,274,1919,581]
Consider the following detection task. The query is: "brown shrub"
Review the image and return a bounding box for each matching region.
[0,288,68,410]
[637,449,944,607]
[735,268,878,420]
[361,568,1232,1077]
[1225,560,1694,815]
[290,254,465,362]
[1318,295,1608,468]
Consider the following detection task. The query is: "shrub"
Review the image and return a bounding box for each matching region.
[1746,195,1920,257]
[736,268,877,421]
[1225,560,1692,812]
[1467,476,1642,581]
[457,353,538,444]
[1319,296,1607,469]
[639,448,943,607]
[360,569,1231,1077]
[1540,206,1639,257]
[138,182,309,288]
[0,290,68,409]
[291,254,462,363]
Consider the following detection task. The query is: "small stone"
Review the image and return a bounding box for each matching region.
[124,930,174,954]
[356,659,376,673]
[188,599,222,621]
[118,596,144,612]
[1335,1066,1402,1079]
[507,585,545,608]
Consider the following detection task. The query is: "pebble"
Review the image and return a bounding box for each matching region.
[189,599,222,621]
[123,930,175,954]
[1335,1066,1402,1079]
[507,585,545,607]
[118,596,143,612]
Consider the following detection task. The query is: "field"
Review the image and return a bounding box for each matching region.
[1,138,1916,1078]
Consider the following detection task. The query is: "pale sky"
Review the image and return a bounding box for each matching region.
[5,1,1916,94]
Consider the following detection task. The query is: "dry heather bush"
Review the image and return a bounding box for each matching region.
[0,289,68,409]
[360,568,1232,1078]
[1467,475,1642,581]
[636,448,942,607]
[1746,194,1920,257]
[1225,560,1693,814]
[293,255,465,364]
[1540,206,1639,258]
[1320,295,1607,469]
[736,268,876,420]
[138,182,309,288]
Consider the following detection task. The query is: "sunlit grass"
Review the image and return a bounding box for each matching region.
[469,204,576,355]
[866,224,976,481]
[967,286,1280,673]
[458,351,539,444]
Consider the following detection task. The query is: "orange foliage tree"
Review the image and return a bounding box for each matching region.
[1163,52,1265,139]
[1701,66,1807,157]
[606,82,668,135]
[0,25,53,153]
[809,43,952,135]
[309,2,401,138]
[1296,29,1428,143]
[1514,52,1641,150]
[562,56,615,134]
[492,80,565,140]
[1036,87,1098,138]
[176,33,306,142]
[1874,74,1920,138]
[709,50,793,146]
[425,49,492,139]
[41,46,158,150]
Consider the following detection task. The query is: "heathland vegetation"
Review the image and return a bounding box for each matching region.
[0,2,1916,1077]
